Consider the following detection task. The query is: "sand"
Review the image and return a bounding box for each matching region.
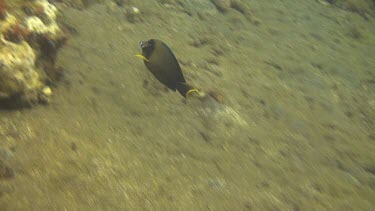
[0,0,374,210]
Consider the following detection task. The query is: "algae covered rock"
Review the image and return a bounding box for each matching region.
[0,36,44,103]
[0,0,65,107]
[25,0,60,35]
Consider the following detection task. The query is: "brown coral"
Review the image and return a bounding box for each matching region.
[33,4,45,17]
[4,24,31,43]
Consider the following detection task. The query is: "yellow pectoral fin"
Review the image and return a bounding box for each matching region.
[135,54,149,62]
[186,88,206,99]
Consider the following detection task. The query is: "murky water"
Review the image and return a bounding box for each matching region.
[0,0,374,210]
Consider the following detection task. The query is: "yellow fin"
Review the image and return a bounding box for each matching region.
[186,88,206,99]
[135,54,149,62]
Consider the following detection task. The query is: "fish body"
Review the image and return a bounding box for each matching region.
[137,39,196,98]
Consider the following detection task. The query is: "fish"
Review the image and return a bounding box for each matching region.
[136,39,204,98]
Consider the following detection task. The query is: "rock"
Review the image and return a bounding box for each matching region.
[210,0,231,13]
[0,33,44,104]
[0,0,65,107]
[125,6,143,23]
[38,86,52,104]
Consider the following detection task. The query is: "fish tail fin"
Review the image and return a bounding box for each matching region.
[177,83,205,98]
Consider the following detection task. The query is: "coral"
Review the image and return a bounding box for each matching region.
[0,36,44,102]
[0,0,65,107]
[33,4,45,17]
[26,0,60,36]
[3,23,30,43]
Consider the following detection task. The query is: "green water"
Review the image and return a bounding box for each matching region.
[0,0,374,210]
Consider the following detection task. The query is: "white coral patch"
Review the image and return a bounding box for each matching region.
[0,37,41,95]
[25,0,60,35]
[26,16,59,35]
[39,0,58,20]
[0,37,35,68]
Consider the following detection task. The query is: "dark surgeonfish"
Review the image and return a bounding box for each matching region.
[135,39,204,98]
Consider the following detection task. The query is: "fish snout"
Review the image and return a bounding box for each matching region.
[139,39,154,49]
[139,40,149,49]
